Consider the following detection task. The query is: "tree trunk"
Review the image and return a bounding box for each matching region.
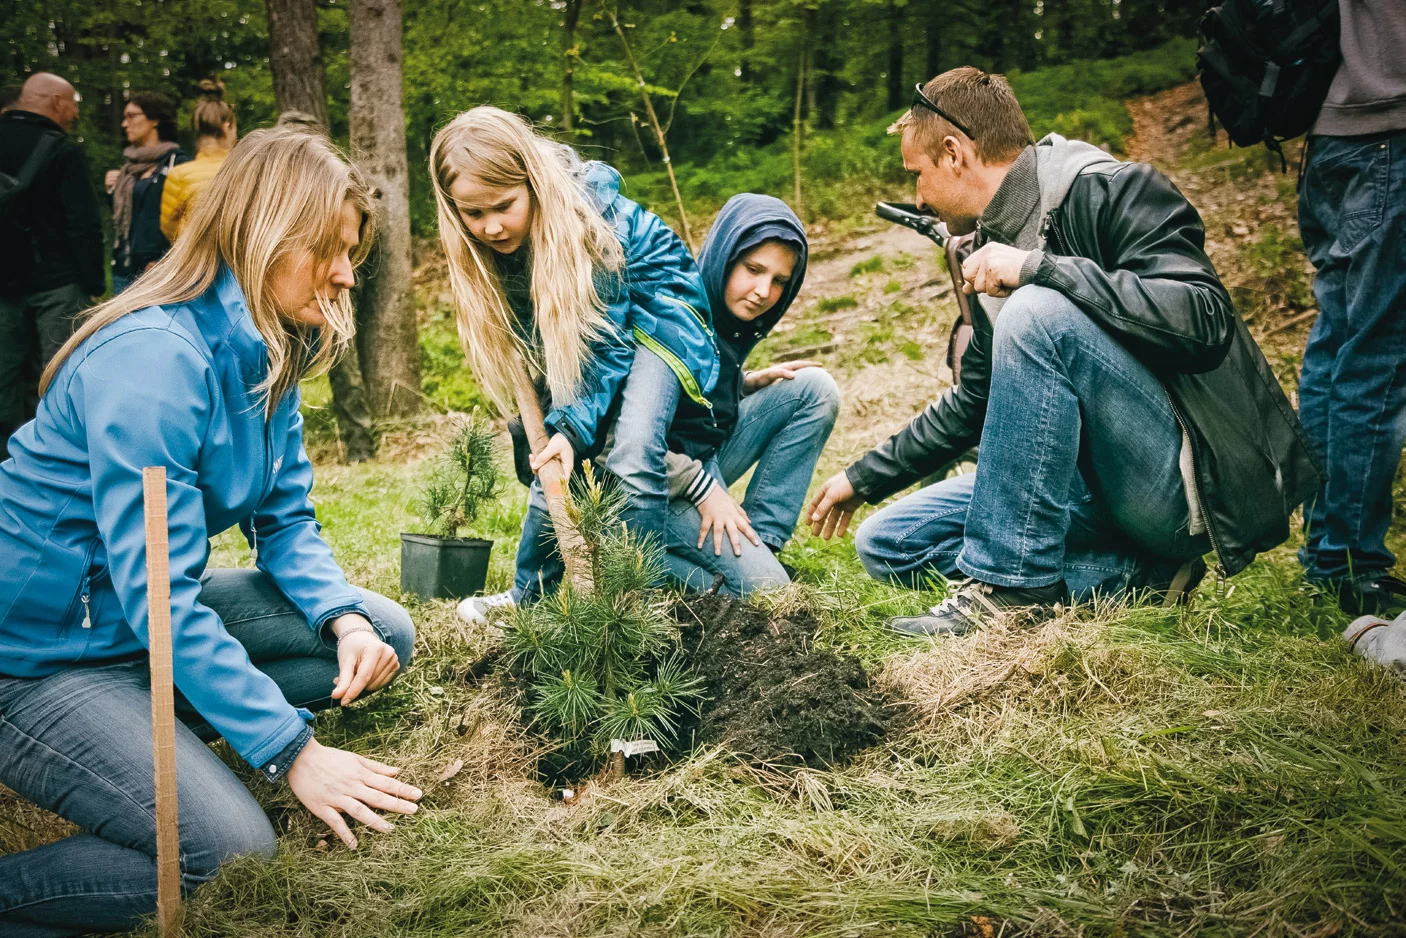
[349,0,422,419]
[738,0,754,84]
[886,0,905,112]
[264,0,330,128]
[561,0,583,134]
[923,0,942,82]
[792,7,811,219]
[264,0,376,460]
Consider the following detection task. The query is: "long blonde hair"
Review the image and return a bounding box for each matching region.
[429,107,623,413]
[42,127,374,416]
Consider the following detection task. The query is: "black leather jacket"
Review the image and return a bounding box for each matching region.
[845,162,1321,577]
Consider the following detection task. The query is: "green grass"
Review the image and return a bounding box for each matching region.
[851,256,885,277]
[816,294,858,313]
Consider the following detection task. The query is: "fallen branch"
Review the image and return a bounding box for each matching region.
[1262,308,1318,337]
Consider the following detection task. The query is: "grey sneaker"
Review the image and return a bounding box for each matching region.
[456,590,516,625]
[887,580,1067,638]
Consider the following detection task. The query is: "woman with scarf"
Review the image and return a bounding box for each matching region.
[104,91,189,293]
[663,194,840,597]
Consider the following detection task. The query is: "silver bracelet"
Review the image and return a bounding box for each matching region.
[335,623,377,644]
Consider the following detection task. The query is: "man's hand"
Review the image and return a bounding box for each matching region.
[697,485,762,557]
[286,738,422,849]
[743,360,822,395]
[807,471,865,539]
[329,614,399,706]
[529,432,574,481]
[961,243,1032,299]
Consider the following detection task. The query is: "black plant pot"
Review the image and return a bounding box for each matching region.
[399,534,493,601]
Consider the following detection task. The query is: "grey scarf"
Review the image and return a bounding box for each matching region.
[112,141,178,252]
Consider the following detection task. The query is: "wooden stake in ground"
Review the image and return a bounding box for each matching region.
[142,467,182,938]
[510,364,595,593]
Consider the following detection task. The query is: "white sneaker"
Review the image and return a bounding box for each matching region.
[457,590,516,625]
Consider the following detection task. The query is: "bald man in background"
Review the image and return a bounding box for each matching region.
[0,73,104,459]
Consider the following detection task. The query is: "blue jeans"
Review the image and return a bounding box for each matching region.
[513,345,681,601]
[855,285,1209,600]
[664,367,840,597]
[0,569,414,937]
[1297,131,1406,586]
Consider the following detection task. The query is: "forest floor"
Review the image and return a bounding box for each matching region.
[4,83,1406,937]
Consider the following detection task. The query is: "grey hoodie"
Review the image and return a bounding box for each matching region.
[1313,0,1406,136]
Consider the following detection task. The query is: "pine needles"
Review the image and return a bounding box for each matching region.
[418,413,502,539]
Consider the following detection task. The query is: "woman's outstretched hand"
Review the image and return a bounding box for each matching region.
[287,738,422,849]
[807,470,865,539]
[329,614,399,706]
[529,432,575,481]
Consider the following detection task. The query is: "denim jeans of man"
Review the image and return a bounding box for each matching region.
[855,285,1210,600]
[0,569,415,937]
[513,345,681,602]
[0,282,88,459]
[1297,130,1406,586]
[664,366,840,596]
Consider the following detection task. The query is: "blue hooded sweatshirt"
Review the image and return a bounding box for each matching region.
[667,193,808,460]
[0,269,370,773]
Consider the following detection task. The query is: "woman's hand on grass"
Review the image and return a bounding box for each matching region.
[529,432,574,481]
[807,471,864,539]
[287,738,422,849]
[330,615,399,706]
[697,485,761,557]
[743,360,822,395]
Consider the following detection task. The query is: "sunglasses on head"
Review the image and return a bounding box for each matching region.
[911,84,976,142]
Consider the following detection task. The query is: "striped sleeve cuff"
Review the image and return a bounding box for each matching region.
[683,467,717,506]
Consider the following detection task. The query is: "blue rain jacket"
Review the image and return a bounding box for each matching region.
[0,268,368,769]
[542,161,719,454]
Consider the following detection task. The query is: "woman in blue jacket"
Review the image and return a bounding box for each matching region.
[429,107,717,620]
[0,128,422,936]
[663,194,839,596]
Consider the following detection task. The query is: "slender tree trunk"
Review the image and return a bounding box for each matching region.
[738,0,754,84]
[264,0,330,128]
[561,0,583,134]
[264,0,376,460]
[792,8,811,219]
[349,0,421,420]
[923,0,942,81]
[886,0,905,112]
[602,0,694,248]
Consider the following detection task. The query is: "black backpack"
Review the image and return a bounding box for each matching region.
[0,130,64,215]
[1197,0,1341,164]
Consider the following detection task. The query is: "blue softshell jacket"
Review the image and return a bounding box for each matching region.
[0,269,369,769]
[541,161,719,455]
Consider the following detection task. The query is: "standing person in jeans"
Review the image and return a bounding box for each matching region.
[1297,0,1406,616]
[0,128,421,936]
[0,73,104,459]
[807,67,1320,636]
[663,193,839,596]
[104,91,189,293]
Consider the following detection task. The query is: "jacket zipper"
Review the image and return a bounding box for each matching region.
[1168,396,1228,586]
[80,577,92,628]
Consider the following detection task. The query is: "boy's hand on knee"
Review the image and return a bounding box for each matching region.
[743,360,822,394]
[529,432,574,481]
[331,617,400,706]
[961,243,1031,298]
[698,486,761,557]
[287,738,422,850]
[808,472,863,539]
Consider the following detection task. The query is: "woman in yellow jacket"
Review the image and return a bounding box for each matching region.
[160,78,237,242]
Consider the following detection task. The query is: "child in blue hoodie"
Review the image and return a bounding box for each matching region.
[663,194,840,596]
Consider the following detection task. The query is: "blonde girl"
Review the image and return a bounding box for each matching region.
[159,76,238,241]
[431,106,718,620]
[0,127,421,935]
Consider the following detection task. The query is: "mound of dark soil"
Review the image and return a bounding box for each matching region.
[676,591,893,767]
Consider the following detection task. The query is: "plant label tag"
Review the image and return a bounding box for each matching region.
[609,738,659,757]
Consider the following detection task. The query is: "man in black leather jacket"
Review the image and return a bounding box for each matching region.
[807,67,1321,636]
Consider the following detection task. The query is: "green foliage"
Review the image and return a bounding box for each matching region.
[502,468,703,771]
[883,279,902,294]
[418,414,502,539]
[816,295,858,313]
[418,307,486,414]
[850,256,884,277]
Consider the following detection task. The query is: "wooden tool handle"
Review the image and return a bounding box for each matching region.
[510,363,595,593]
[143,467,182,937]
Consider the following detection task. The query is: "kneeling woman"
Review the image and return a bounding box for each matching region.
[0,128,421,936]
[664,194,839,596]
